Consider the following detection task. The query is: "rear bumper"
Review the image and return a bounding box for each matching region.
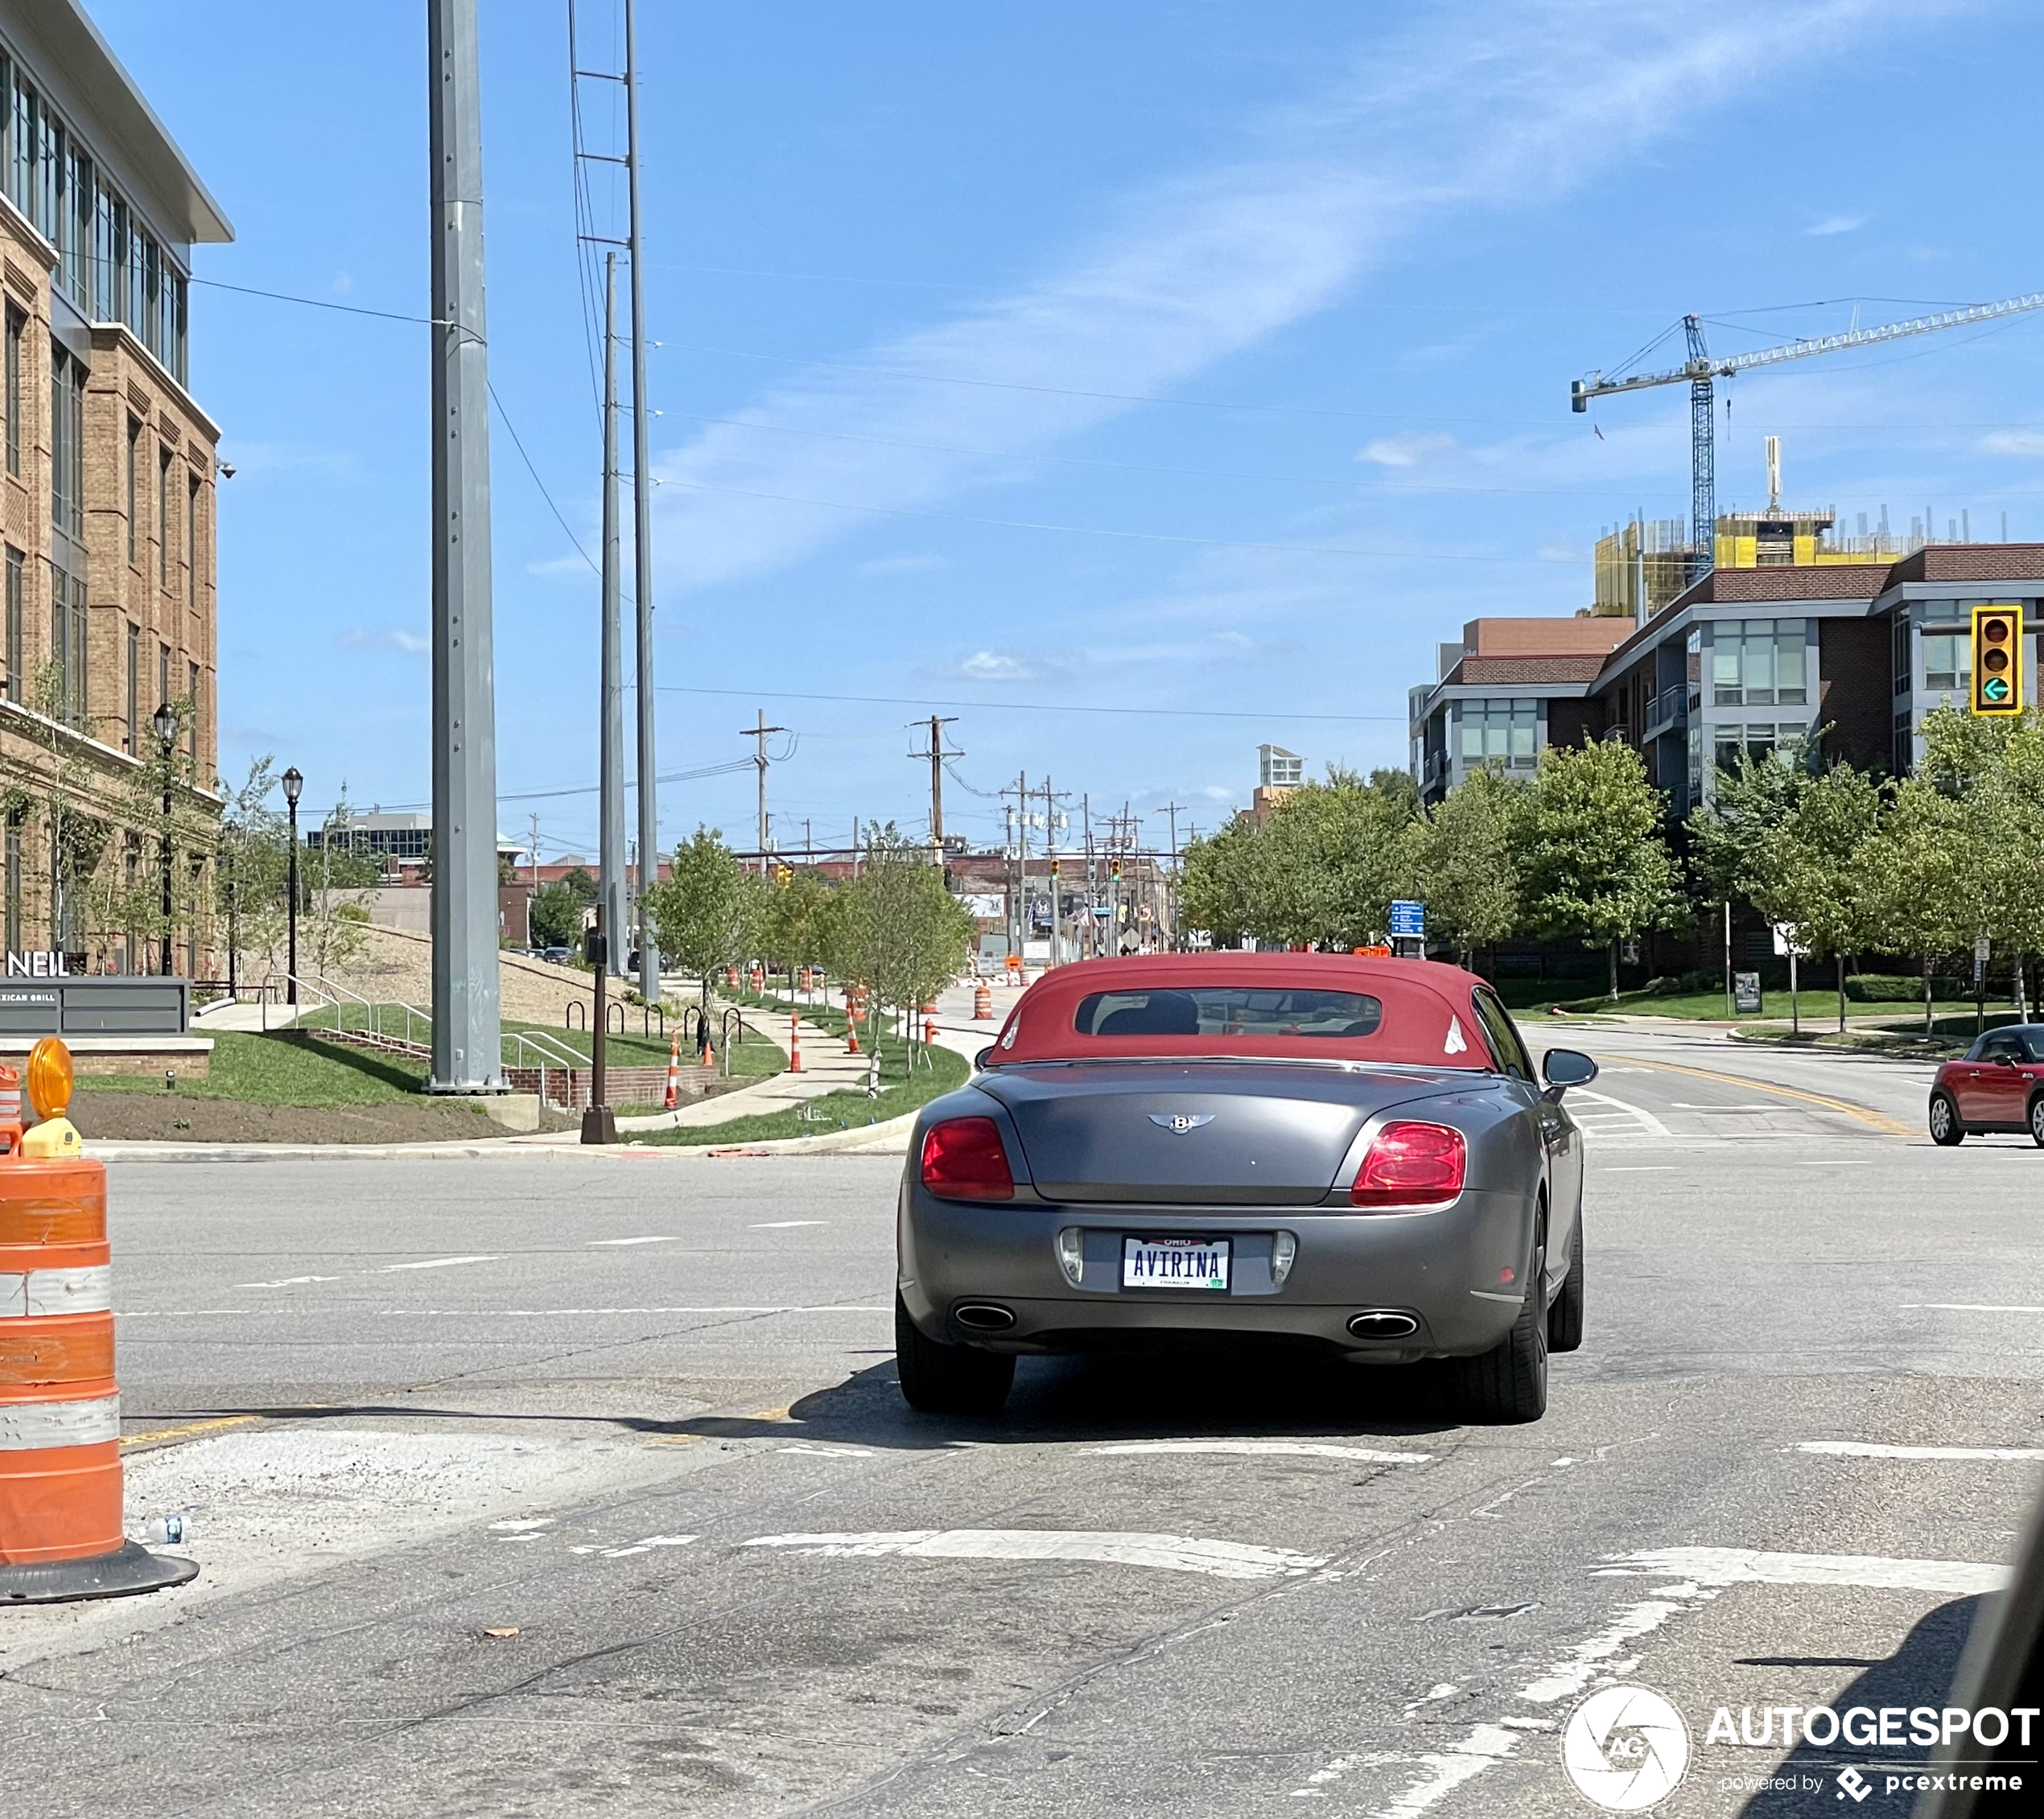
[898,1183,1534,1360]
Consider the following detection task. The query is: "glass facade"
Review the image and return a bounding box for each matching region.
[1,49,188,384]
[1458,698,1539,768]
[1711,619,1807,706]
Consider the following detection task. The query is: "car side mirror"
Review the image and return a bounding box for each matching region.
[974,1047,996,1072]
[1997,1055,2018,1068]
[1542,1048,1598,1094]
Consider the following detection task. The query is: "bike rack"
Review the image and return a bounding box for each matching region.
[719,1008,747,1078]
[566,1001,587,1031]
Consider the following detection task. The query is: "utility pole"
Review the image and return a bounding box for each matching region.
[1000,772,1030,961]
[427,0,502,1093]
[528,811,540,891]
[909,715,958,862]
[624,0,660,1005]
[744,711,789,875]
[1152,801,1186,950]
[597,253,627,973]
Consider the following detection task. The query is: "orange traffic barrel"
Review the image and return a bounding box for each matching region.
[974,981,994,1019]
[0,1108,194,1601]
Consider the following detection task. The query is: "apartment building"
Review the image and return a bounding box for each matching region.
[0,2,229,965]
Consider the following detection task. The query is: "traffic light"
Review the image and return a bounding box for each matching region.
[1111,856,1122,881]
[774,863,793,887]
[1972,603,2025,716]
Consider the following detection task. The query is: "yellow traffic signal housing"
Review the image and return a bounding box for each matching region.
[1972,603,2025,715]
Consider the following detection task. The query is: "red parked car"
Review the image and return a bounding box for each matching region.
[1928,1024,2044,1146]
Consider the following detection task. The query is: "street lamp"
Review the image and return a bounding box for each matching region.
[152,702,179,977]
[281,766,303,1004]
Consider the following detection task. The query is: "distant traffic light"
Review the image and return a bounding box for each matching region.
[1972,603,2025,716]
[773,863,793,887]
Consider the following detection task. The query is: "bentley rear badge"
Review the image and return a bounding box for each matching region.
[1149,1113,1215,1134]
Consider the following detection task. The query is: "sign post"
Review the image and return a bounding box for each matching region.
[1388,899,1425,961]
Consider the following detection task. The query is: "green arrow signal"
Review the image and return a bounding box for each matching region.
[1984,677,2012,704]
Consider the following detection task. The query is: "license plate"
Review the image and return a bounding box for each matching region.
[1123,1236,1230,1292]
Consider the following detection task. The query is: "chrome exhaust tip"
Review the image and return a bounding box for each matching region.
[953,1303,1016,1332]
[1347,1311,1420,1340]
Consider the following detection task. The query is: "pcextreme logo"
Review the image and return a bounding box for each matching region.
[1560,1685,1692,1811]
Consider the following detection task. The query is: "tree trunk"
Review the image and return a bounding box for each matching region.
[1923,953,1933,1038]
[1836,953,1847,1035]
[1608,938,1620,1002]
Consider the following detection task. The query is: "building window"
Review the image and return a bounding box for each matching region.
[51,565,85,726]
[126,418,141,566]
[1894,709,1914,779]
[126,621,138,754]
[186,471,198,611]
[188,661,199,763]
[1459,699,1539,768]
[3,303,20,479]
[158,447,171,590]
[1922,631,1971,697]
[158,641,169,717]
[3,545,19,706]
[49,347,83,541]
[3,807,19,957]
[1711,619,1807,707]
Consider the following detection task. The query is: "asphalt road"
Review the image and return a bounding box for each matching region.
[4,1028,2042,1819]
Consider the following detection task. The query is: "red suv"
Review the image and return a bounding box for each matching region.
[1929,1024,2044,1146]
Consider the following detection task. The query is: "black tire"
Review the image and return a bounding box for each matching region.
[1547,1215,1585,1354]
[1929,1091,1965,1146]
[2030,1097,2044,1150]
[895,1292,1015,1415]
[1447,1229,1548,1425]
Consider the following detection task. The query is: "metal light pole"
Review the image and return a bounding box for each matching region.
[624,0,660,1006]
[152,702,178,976]
[282,766,302,1003]
[427,0,504,1091]
[598,253,627,972]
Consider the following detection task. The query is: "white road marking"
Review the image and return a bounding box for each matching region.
[1798,1441,2044,1462]
[1086,1440,1432,1464]
[488,1517,554,1532]
[1906,1303,2044,1314]
[587,1236,679,1246]
[1569,1089,1671,1140]
[779,1444,875,1458]
[743,1529,1327,1579]
[1668,1103,1780,1111]
[751,1220,827,1229]
[1366,1725,1521,1819]
[1797,1159,1871,1167]
[233,1274,341,1289]
[1594,1545,2008,1595]
[1520,1583,1717,1702]
[124,1305,893,1318]
[599,1534,699,1558]
[1602,1166,1675,1173]
[383,1255,500,1272]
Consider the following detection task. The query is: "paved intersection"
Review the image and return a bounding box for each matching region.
[2,1028,2039,1818]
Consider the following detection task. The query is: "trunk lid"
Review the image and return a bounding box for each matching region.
[978,1061,1470,1204]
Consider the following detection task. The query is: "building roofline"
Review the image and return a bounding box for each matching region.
[3,2,233,247]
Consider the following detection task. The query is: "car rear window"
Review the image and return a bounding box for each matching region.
[1072,987,1384,1040]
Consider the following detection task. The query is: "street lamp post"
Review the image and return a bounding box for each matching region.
[282,766,303,1005]
[152,703,179,977]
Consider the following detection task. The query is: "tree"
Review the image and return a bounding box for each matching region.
[1761,761,1882,1033]
[642,828,758,1021]
[214,758,291,988]
[1859,776,1970,1034]
[824,825,974,1075]
[1520,740,1683,1000]
[1411,768,1526,966]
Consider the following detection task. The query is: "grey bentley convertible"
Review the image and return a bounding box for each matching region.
[896,953,1596,1424]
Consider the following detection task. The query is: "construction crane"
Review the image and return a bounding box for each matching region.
[1572,292,2044,580]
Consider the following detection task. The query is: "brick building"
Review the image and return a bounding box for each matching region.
[1410,544,2044,816]
[0,2,229,968]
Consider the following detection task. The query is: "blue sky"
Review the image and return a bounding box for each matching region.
[92,0,2044,859]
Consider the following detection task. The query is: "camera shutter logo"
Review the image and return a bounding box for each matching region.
[1560,1685,1692,1811]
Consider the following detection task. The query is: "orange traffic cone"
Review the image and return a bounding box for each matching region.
[789,1010,804,1073]
[665,1035,680,1110]
[844,986,861,1056]
[974,980,993,1020]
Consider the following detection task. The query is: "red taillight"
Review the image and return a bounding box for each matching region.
[1350,1121,1465,1209]
[919,1117,1015,1200]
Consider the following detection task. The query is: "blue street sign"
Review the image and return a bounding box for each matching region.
[1388,899,1425,939]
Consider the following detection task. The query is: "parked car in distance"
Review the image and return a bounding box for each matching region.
[896,953,1595,1426]
[540,946,572,965]
[1928,1024,2044,1146]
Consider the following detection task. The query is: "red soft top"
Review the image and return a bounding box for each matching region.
[989,953,1502,1069]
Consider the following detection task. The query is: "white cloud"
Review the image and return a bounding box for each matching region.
[1980,431,2044,458]
[1358,432,1459,468]
[929,649,1065,683]
[1803,213,1866,236]
[336,628,430,656]
[650,0,1964,594]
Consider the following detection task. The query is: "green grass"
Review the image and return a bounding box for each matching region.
[1516,987,1955,1024]
[643,1038,969,1147]
[286,1005,785,1079]
[77,1031,427,1106]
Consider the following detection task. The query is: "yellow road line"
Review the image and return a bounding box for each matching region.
[645,1404,793,1447]
[1621,1055,1915,1138]
[119,1413,260,1451]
